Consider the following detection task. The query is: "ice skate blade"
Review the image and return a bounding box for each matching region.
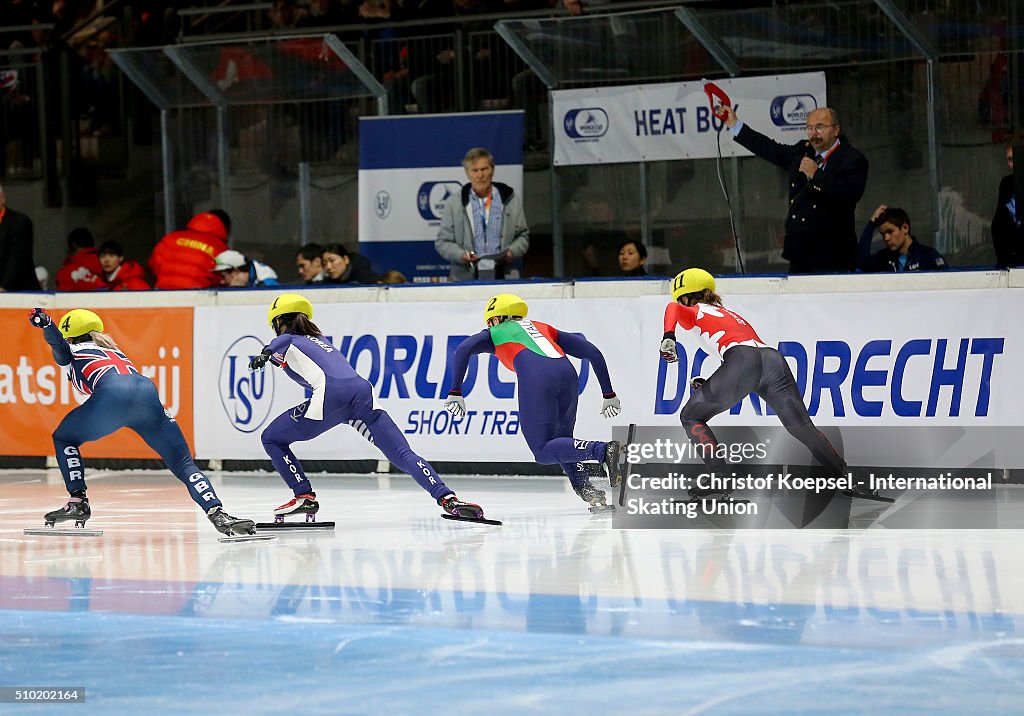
[588,504,615,514]
[218,533,277,543]
[255,521,335,531]
[24,527,103,537]
[442,514,503,526]
[842,490,895,504]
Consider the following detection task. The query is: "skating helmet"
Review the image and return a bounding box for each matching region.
[268,293,314,326]
[484,293,528,324]
[58,309,103,339]
[671,268,716,302]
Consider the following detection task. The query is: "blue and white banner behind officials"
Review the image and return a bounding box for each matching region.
[358,111,524,281]
[194,288,1023,465]
[552,72,826,166]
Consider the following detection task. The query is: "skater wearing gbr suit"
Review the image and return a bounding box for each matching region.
[444,293,624,509]
[29,307,255,535]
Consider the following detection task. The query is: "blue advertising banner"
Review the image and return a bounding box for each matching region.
[358,111,524,281]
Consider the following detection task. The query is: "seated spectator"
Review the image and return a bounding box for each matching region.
[378,269,407,284]
[859,205,947,272]
[617,239,648,277]
[211,250,280,287]
[296,243,325,284]
[321,242,378,284]
[98,240,151,290]
[56,227,105,291]
[149,211,230,289]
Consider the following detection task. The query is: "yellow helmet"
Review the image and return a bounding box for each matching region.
[268,293,314,326]
[484,293,528,324]
[58,309,104,339]
[671,268,716,302]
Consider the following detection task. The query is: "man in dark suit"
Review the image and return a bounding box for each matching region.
[0,183,37,292]
[991,141,1023,268]
[721,105,869,274]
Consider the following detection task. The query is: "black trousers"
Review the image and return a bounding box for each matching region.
[680,345,845,475]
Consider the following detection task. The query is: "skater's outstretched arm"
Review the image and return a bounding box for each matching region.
[29,309,71,367]
[448,330,494,394]
[557,331,614,395]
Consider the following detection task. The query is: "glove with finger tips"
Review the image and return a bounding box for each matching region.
[659,337,678,363]
[29,308,51,328]
[444,394,466,418]
[600,393,621,419]
[249,352,271,372]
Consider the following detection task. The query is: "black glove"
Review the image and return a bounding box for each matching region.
[690,377,706,391]
[249,351,271,372]
[29,308,51,328]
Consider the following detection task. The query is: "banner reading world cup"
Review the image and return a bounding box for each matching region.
[358,111,524,281]
[551,72,826,166]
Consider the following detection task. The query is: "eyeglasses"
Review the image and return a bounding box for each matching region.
[805,123,836,134]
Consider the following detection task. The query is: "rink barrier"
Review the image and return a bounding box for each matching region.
[1,270,1023,472]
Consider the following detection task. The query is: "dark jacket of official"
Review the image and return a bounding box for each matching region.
[735,126,868,273]
[991,174,1023,268]
[0,206,38,291]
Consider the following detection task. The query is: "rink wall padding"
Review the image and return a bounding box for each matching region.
[2,271,1024,470]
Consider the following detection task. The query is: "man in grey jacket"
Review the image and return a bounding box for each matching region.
[434,147,530,281]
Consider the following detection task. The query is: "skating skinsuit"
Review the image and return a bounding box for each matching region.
[663,302,844,476]
[448,319,615,489]
[39,322,224,509]
[258,332,453,501]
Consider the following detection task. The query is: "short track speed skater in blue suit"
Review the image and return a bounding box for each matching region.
[253,294,487,522]
[29,307,255,535]
[444,293,625,510]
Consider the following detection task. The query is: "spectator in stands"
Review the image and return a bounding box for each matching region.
[148,211,230,289]
[296,243,325,284]
[721,104,868,274]
[212,249,280,287]
[321,243,378,284]
[97,240,151,290]
[56,227,104,291]
[378,269,407,284]
[992,139,1023,267]
[0,182,36,292]
[435,147,530,281]
[858,205,947,273]
[617,239,648,277]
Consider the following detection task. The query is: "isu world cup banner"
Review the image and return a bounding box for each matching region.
[552,71,826,166]
[0,307,195,458]
[357,111,524,281]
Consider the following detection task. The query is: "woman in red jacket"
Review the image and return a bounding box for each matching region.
[98,241,151,290]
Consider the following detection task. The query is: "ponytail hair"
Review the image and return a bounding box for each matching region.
[680,288,723,306]
[70,331,120,349]
[280,312,323,337]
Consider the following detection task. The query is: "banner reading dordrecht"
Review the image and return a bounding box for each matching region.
[552,72,826,166]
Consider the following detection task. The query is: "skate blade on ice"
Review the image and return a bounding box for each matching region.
[589,504,615,514]
[254,521,335,531]
[217,533,277,543]
[842,490,895,504]
[24,527,103,537]
[441,514,503,526]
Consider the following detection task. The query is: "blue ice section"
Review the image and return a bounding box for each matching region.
[359,112,524,170]
[3,608,1023,715]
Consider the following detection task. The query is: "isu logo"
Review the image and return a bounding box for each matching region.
[219,335,276,433]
